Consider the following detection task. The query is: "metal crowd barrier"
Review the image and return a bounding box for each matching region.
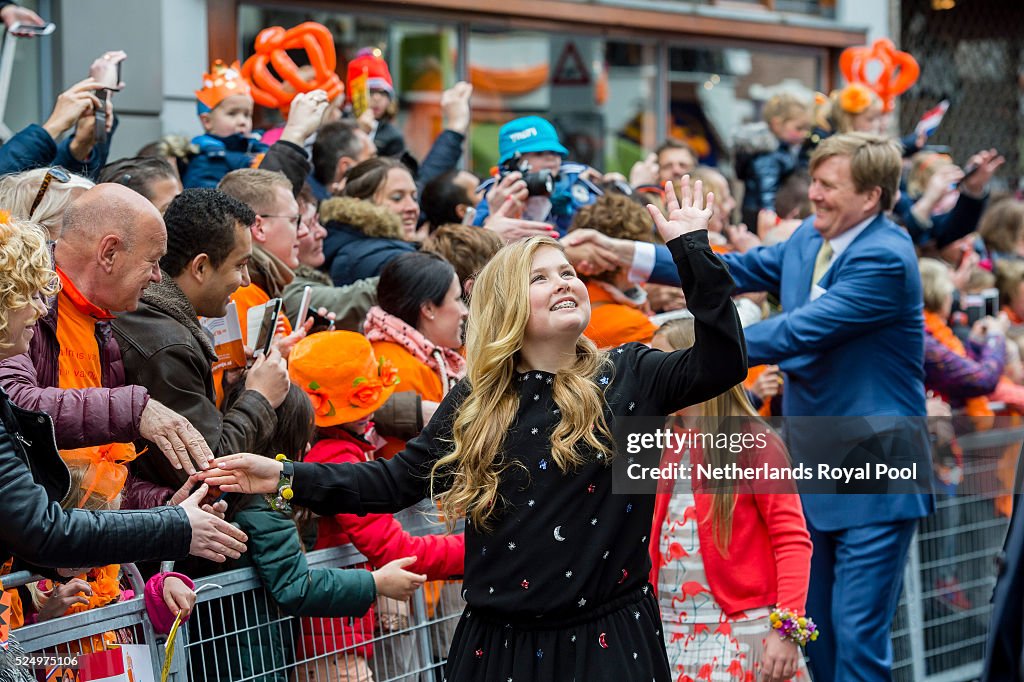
[891,422,1019,681]
[10,505,463,682]
[8,562,169,677]
[180,505,464,682]
[8,431,1022,681]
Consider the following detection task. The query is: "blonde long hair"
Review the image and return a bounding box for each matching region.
[430,237,613,531]
[654,319,769,554]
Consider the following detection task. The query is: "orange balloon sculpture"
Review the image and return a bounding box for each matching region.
[240,22,345,112]
[839,38,919,113]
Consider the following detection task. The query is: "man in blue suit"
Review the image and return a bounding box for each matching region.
[716,133,933,681]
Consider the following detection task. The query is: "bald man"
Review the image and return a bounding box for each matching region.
[0,184,215,478]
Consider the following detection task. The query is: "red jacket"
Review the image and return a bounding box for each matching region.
[300,427,465,659]
[649,428,812,617]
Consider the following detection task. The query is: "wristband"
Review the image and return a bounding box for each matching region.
[266,453,294,513]
[769,608,819,647]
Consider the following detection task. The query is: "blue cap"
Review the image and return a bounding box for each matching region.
[498,116,569,164]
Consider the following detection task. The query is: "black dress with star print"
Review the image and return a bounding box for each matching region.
[290,231,746,681]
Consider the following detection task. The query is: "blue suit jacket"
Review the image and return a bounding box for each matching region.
[719,215,934,529]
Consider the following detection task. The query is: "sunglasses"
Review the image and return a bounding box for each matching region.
[29,167,72,220]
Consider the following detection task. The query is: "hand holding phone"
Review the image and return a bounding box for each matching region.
[254,299,284,357]
[8,21,55,37]
[90,51,126,91]
[305,307,335,334]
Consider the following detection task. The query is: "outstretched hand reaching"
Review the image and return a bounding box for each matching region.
[199,453,283,495]
[647,177,714,243]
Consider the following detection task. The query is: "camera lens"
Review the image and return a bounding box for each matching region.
[524,170,554,197]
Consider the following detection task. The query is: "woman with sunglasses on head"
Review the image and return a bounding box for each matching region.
[202,178,746,681]
[0,166,93,239]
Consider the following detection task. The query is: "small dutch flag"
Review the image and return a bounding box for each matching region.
[915,100,950,139]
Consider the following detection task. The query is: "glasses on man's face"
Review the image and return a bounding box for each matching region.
[29,167,72,220]
[259,213,302,228]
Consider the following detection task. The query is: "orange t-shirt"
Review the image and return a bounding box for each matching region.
[54,268,137,506]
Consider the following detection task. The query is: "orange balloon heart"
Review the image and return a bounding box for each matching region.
[839,38,919,113]
[241,22,345,113]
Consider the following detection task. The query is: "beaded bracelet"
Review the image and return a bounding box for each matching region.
[769,608,819,647]
[266,454,295,514]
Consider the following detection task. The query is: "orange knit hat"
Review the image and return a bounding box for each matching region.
[289,331,400,427]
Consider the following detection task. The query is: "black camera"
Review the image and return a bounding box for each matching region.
[499,152,554,197]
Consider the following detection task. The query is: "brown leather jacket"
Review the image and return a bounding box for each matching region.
[113,276,277,491]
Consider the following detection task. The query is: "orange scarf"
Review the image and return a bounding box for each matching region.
[1002,304,1022,326]
[54,269,137,505]
[923,309,993,420]
[583,280,656,348]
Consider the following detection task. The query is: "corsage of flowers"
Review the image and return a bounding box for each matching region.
[770,608,819,647]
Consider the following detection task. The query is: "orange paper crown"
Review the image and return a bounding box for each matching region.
[196,60,252,113]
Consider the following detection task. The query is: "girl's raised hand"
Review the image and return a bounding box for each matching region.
[647,176,714,243]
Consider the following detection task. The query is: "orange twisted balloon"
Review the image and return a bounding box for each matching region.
[839,38,919,113]
[241,22,344,113]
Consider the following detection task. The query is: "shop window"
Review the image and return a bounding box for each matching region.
[466,29,656,177]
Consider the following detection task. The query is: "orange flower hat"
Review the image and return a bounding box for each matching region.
[289,331,400,427]
[837,83,876,115]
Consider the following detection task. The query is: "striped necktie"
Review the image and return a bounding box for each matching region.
[812,240,833,285]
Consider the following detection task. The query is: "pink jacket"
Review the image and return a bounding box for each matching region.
[143,571,194,634]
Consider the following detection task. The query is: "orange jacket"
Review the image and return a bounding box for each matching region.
[582,281,656,349]
[370,340,443,459]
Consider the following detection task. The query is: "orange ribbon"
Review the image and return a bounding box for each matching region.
[60,442,140,507]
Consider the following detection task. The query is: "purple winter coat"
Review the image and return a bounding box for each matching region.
[0,297,149,448]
